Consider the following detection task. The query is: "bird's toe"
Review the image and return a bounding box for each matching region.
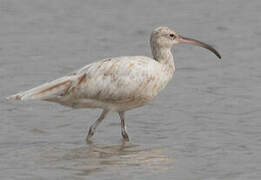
[87,127,94,140]
[121,132,130,141]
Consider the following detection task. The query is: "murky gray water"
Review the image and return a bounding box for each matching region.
[1,0,261,179]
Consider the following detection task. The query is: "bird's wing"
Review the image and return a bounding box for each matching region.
[70,56,159,103]
[7,56,159,102]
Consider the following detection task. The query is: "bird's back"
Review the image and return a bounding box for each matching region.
[8,56,174,111]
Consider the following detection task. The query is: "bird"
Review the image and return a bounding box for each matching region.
[7,27,221,141]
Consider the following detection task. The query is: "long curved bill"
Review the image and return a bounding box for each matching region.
[179,36,221,59]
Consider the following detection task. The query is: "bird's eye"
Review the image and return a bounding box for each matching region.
[169,34,175,38]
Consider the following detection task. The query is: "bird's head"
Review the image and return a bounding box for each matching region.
[150,27,221,59]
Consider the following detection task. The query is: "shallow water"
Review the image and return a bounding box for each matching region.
[1,0,261,179]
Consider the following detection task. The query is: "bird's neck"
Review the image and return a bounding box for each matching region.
[151,46,175,71]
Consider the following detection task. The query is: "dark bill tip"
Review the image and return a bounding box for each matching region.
[179,36,221,59]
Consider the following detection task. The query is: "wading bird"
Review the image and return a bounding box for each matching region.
[7,27,221,141]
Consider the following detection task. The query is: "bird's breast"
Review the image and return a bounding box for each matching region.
[138,63,174,101]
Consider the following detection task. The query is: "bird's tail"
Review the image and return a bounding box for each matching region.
[6,76,74,101]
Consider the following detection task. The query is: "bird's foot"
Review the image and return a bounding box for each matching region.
[121,131,129,141]
[86,127,95,141]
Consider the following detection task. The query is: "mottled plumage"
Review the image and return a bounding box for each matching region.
[7,27,221,141]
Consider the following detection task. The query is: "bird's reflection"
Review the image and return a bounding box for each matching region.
[85,139,140,158]
[43,140,175,177]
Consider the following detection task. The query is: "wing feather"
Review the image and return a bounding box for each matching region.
[8,56,161,105]
[71,56,159,102]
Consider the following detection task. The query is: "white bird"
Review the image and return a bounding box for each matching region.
[7,27,221,141]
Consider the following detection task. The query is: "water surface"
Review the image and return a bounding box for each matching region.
[1,0,261,179]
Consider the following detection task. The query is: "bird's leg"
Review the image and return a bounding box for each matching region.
[119,111,129,141]
[87,109,109,141]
